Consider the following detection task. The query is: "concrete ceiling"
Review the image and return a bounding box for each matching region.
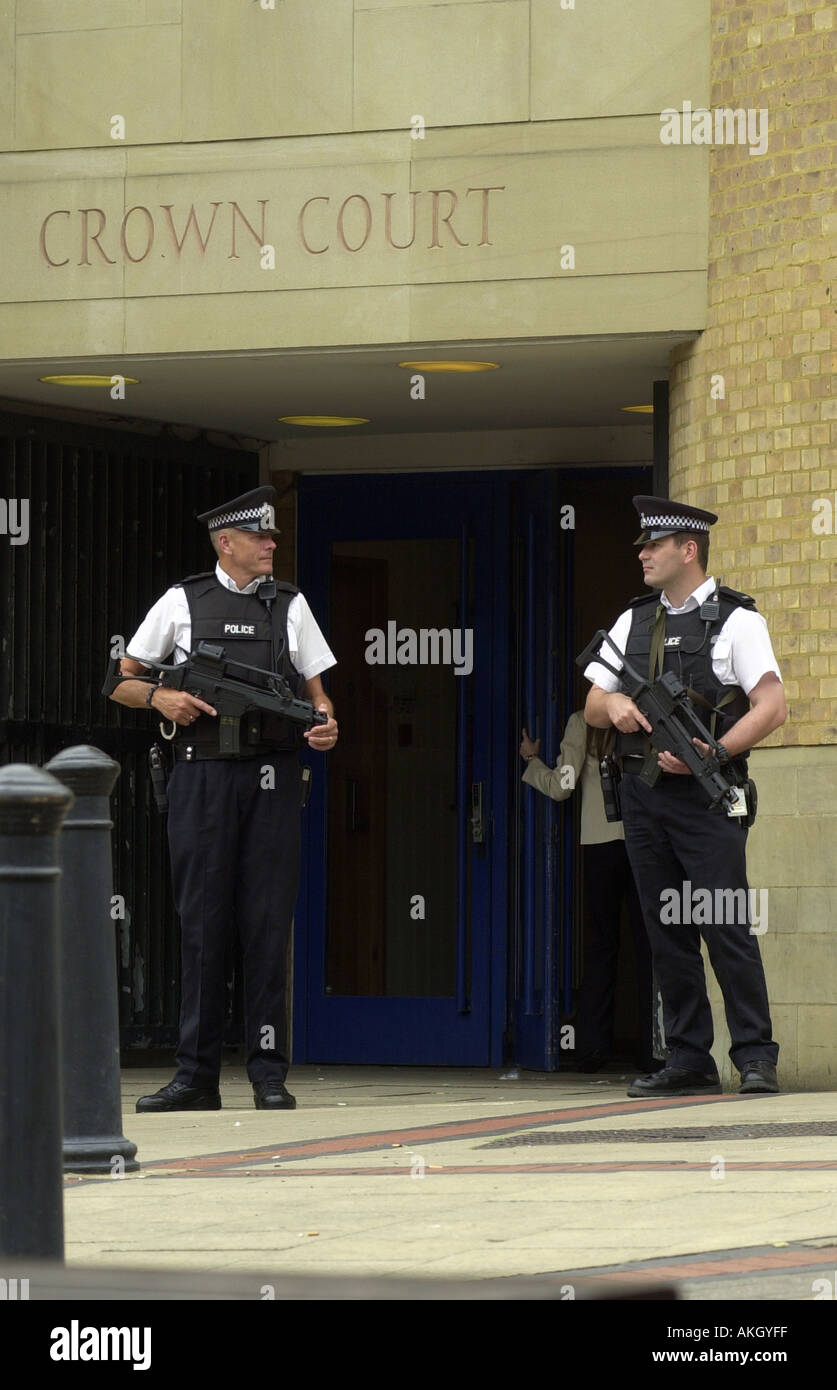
[0,332,694,448]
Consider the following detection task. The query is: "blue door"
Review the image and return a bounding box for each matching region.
[508,472,576,1071]
[506,466,653,1071]
[293,473,510,1065]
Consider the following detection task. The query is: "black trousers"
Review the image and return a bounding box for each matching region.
[620,773,777,1075]
[166,752,301,1088]
[576,839,654,1063]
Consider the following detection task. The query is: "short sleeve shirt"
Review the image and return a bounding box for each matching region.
[583,576,782,697]
[126,562,336,681]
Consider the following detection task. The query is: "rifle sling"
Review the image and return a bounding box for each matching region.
[649,603,667,682]
[683,684,740,739]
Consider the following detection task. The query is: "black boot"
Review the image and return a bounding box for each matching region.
[627,1066,721,1098]
[253,1081,297,1110]
[136,1080,221,1113]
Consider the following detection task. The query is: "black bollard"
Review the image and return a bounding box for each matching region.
[0,764,74,1259]
[46,746,139,1176]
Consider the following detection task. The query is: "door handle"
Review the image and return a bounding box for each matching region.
[471,782,485,844]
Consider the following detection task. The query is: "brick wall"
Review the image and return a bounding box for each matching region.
[669,0,836,746]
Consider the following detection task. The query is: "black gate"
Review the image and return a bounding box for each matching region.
[0,408,258,1048]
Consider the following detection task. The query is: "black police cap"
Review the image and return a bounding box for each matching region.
[196,485,280,536]
[632,495,718,545]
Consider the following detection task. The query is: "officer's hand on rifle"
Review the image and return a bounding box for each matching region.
[658,739,711,775]
[150,687,217,727]
[604,692,653,735]
[303,705,339,752]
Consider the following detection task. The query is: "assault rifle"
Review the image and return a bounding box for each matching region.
[138,641,327,755]
[576,629,741,813]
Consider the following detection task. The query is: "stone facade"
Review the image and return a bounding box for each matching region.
[0,1,710,359]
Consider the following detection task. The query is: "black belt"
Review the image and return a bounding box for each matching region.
[619,753,680,780]
[171,743,285,763]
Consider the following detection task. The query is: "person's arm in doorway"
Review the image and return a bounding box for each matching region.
[520,710,587,802]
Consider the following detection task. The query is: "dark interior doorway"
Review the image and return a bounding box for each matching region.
[327,539,461,999]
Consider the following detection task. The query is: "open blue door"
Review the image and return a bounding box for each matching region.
[510,472,576,1071]
[293,472,509,1065]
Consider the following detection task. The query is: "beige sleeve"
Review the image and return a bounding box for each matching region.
[521,711,587,802]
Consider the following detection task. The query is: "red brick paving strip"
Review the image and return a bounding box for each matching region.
[134,1093,747,1174]
[576,1246,837,1282]
[129,1159,837,1178]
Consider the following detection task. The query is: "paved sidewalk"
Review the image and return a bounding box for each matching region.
[62,1065,837,1300]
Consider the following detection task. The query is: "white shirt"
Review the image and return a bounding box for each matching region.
[126,562,336,681]
[583,576,782,696]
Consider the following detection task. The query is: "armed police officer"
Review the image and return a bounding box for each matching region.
[107,486,338,1112]
[583,496,786,1098]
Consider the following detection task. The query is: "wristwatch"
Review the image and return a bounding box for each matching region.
[145,685,159,709]
[715,741,731,765]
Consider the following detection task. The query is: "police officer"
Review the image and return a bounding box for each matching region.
[583,496,786,1098]
[108,485,338,1112]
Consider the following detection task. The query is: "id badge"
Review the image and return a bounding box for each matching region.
[726,787,747,818]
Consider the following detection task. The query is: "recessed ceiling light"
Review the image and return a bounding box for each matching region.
[39,374,140,387]
[278,415,369,427]
[398,361,499,372]
[621,404,654,413]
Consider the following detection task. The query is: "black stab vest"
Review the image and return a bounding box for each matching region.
[615,587,754,761]
[171,572,305,756]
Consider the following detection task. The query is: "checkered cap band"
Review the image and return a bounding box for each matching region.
[209,503,273,530]
[209,507,259,529]
[641,512,711,532]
